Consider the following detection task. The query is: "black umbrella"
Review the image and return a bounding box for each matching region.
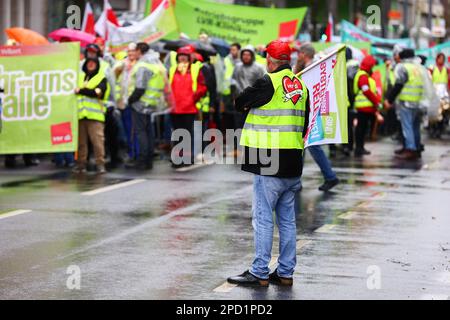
[163,39,217,56]
[210,37,230,57]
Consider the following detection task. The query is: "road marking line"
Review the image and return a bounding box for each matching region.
[339,211,359,220]
[62,185,254,260]
[213,282,237,293]
[315,224,336,233]
[175,163,212,172]
[0,209,32,220]
[81,179,146,196]
[297,239,312,248]
[357,201,371,208]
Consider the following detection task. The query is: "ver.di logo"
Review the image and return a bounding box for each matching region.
[282,76,303,104]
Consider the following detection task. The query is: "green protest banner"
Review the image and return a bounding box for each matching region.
[0,43,79,154]
[174,0,307,45]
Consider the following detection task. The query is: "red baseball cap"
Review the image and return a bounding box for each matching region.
[266,40,291,61]
[94,37,105,46]
[177,45,196,55]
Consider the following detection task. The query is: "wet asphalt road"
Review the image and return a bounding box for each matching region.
[1,137,450,300]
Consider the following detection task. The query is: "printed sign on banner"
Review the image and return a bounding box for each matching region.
[0,43,79,154]
[174,0,307,45]
[298,45,348,148]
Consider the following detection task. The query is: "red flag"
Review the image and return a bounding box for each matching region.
[94,0,120,39]
[325,13,334,43]
[81,2,95,35]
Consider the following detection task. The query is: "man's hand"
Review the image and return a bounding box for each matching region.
[74,88,80,94]
[384,100,392,109]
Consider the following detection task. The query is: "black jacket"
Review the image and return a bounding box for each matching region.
[79,59,107,100]
[235,64,310,178]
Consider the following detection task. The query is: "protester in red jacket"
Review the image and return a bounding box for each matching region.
[169,45,207,167]
[353,55,382,156]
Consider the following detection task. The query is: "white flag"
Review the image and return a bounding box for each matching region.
[298,45,348,147]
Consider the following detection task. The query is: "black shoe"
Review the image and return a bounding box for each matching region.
[318,178,340,192]
[24,158,40,167]
[341,147,351,157]
[354,148,371,156]
[269,269,293,286]
[395,147,405,155]
[227,270,269,287]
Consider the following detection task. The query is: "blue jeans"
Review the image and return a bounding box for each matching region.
[250,175,302,279]
[122,107,139,159]
[54,153,74,167]
[399,106,422,151]
[131,110,155,165]
[307,145,337,181]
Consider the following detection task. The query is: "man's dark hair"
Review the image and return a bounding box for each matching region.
[399,48,415,60]
[136,42,150,55]
[436,52,445,60]
[230,43,241,50]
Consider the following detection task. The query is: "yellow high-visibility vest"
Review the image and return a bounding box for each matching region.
[353,70,378,109]
[432,66,448,84]
[129,61,166,107]
[169,61,201,93]
[398,63,424,103]
[77,71,110,122]
[240,68,307,150]
[222,56,234,96]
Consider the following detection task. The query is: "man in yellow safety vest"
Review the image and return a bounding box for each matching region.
[227,40,309,287]
[385,48,424,160]
[127,42,167,170]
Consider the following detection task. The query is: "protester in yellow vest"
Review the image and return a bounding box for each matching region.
[353,55,382,157]
[430,53,449,89]
[126,42,167,170]
[228,40,309,287]
[169,45,207,167]
[222,43,241,150]
[74,57,109,174]
[385,48,424,160]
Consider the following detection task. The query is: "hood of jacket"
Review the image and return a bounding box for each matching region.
[240,45,256,64]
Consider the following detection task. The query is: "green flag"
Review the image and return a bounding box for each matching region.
[174,0,307,45]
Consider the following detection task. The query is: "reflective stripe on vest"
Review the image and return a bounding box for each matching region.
[222,56,234,95]
[77,71,106,122]
[353,70,378,109]
[240,68,307,150]
[169,62,201,93]
[398,63,424,102]
[129,61,166,107]
[432,66,448,84]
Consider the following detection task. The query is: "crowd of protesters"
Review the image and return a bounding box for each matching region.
[1,33,449,192]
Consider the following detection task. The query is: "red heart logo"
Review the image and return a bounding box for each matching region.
[282,76,303,105]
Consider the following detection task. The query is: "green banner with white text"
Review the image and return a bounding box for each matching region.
[174,0,307,45]
[0,43,79,154]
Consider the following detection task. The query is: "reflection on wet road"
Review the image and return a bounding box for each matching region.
[1,138,450,299]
